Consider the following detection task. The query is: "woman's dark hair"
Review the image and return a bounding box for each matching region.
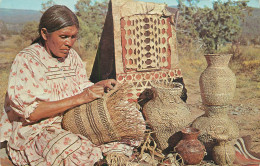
[32,5,79,44]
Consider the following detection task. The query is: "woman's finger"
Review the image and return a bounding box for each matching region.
[106,79,118,89]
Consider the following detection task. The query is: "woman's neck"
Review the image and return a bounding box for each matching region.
[40,42,66,62]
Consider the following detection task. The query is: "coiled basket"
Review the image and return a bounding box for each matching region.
[62,84,145,145]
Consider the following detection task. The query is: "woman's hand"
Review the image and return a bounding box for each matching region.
[80,79,118,104]
[95,79,118,92]
[82,85,104,102]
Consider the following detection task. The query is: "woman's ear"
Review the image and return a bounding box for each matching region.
[41,28,48,41]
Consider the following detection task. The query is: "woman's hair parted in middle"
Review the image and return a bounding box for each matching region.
[32,5,79,44]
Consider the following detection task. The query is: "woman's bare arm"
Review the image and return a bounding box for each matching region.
[28,85,104,122]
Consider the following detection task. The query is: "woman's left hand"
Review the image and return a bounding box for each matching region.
[95,79,118,92]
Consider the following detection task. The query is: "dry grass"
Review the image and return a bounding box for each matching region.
[229,45,260,99]
[0,69,10,110]
[0,36,20,64]
[0,36,19,111]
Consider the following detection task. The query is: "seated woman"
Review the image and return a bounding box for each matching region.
[0,5,144,166]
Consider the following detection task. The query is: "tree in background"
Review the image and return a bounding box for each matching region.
[41,0,56,13]
[20,21,38,42]
[196,0,249,53]
[75,0,108,50]
[0,21,8,40]
[177,0,250,54]
[176,0,201,52]
[0,20,15,38]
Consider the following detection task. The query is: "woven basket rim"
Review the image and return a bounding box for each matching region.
[150,80,183,90]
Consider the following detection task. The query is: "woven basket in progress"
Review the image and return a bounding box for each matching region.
[62,84,145,145]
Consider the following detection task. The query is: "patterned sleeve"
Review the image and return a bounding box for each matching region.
[7,52,51,122]
[71,49,94,90]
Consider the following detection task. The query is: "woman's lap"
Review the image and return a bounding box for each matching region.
[7,124,136,166]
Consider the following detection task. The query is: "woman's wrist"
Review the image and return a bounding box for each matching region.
[76,92,86,105]
[78,87,101,105]
[84,88,98,101]
[95,80,106,87]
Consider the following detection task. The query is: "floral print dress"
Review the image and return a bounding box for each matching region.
[0,43,142,166]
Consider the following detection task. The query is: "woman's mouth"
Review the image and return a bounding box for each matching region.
[61,49,70,54]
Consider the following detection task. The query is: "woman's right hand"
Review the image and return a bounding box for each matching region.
[81,85,104,103]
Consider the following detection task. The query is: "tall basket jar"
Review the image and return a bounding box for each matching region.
[199,54,236,106]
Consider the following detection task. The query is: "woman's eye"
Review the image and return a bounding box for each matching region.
[60,36,67,39]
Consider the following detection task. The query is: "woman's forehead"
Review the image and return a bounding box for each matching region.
[55,25,78,34]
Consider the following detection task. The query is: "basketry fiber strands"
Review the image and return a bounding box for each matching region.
[143,81,191,150]
[62,84,145,145]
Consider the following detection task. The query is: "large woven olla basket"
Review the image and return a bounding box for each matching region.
[143,80,191,151]
[62,84,145,145]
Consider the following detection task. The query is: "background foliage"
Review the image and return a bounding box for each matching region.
[177,0,250,53]
[75,0,108,51]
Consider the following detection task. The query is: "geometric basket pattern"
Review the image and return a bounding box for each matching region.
[121,15,172,72]
[118,11,181,101]
[117,69,182,101]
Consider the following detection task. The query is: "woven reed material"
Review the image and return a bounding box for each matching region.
[62,84,145,145]
[143,81,191,150]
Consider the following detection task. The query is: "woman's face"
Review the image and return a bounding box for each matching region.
[42,25,78,58]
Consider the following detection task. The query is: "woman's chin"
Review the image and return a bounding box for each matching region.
[57,52,69,58]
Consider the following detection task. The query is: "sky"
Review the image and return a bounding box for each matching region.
[0,0,259,11]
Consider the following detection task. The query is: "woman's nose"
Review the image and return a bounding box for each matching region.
[65,38,73,47]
